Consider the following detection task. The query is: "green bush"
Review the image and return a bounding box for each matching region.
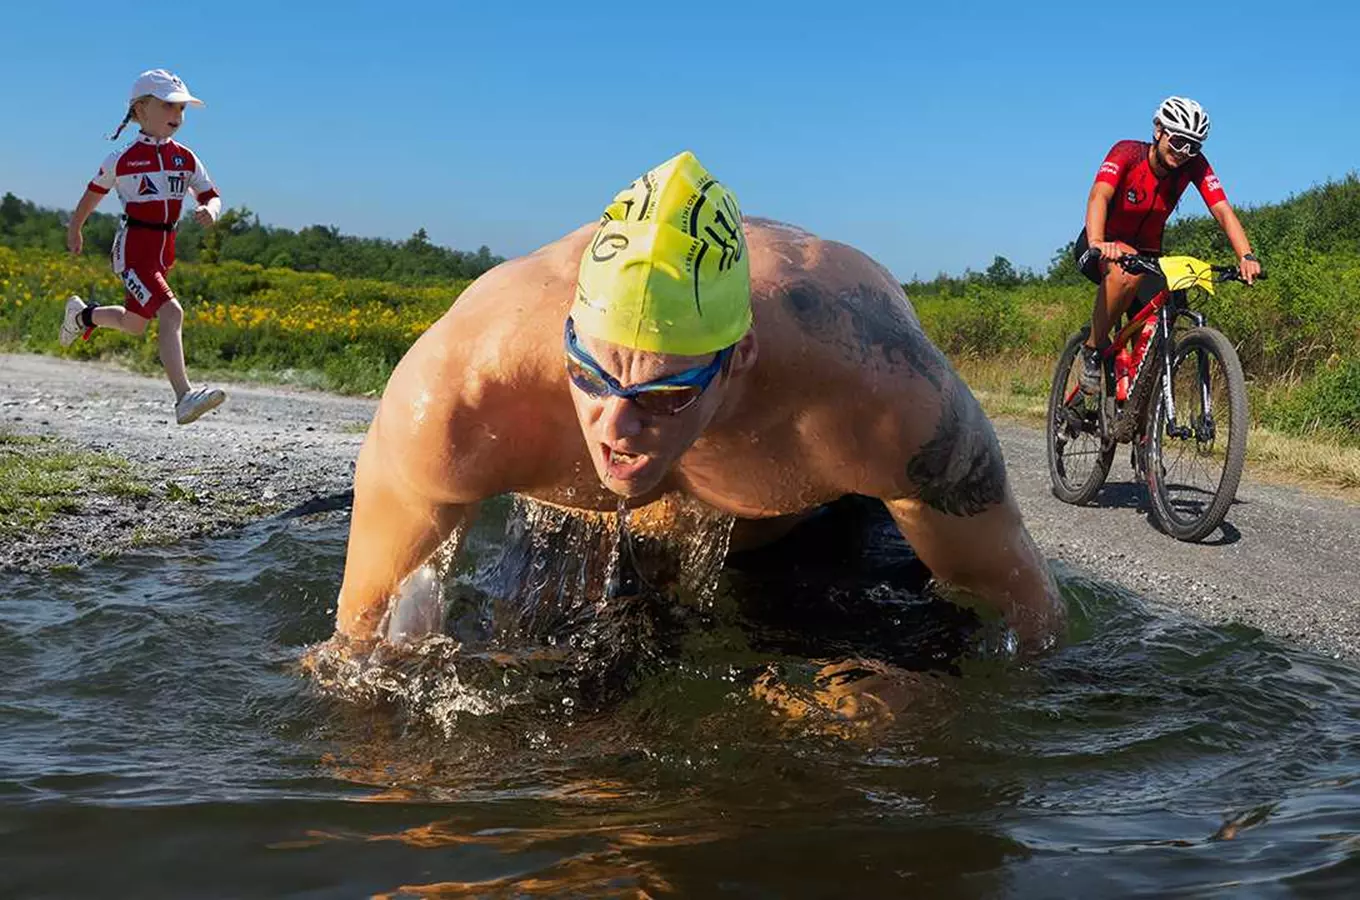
[1260,356,1360,442]
[914,285,1037,357]
[1195,247,1360,378]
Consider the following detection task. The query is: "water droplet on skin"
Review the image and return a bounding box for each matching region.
[410,388,431,425]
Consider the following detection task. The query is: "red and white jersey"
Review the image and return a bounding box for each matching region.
[1092,140,1227,254]
[87,133,219,226]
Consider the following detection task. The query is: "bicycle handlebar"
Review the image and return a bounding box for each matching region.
[1079,248,1267,283]
[1118,253,1267,283]
[1207,263,1269,283]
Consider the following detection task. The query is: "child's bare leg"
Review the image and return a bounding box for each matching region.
[91,305,150,336]
[155,301,192,399]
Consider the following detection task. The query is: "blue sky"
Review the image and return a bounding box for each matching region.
[3,1,1355,280]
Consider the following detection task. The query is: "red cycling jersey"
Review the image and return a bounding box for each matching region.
[86,133,219,317]
[1093,140,1227,254]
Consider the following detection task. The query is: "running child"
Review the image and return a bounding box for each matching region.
[62,68,226,425]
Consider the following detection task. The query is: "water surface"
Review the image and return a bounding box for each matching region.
[3,497,1359,898]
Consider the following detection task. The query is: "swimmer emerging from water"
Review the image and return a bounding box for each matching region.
[336,151,1063,663]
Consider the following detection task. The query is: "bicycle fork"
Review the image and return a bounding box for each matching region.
[1159,310,1213,442]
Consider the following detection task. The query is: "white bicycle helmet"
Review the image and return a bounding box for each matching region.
[1154,96,1211,141]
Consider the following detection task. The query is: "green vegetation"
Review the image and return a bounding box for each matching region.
[164,481,201,504]
[1,193,489,393]
[0,245,468,394]
[909,175,1360,450]
[2,176,1357,487]
[1,192,503,283]
[0,431,150,536]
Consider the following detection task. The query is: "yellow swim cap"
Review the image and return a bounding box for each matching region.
[572,151,751,356]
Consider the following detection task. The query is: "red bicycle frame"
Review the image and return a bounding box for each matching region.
[1064,286,1173,407]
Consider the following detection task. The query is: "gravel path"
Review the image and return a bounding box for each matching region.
[998,420,1360,663]
[3,352,1357,661]
[1,354,372,570]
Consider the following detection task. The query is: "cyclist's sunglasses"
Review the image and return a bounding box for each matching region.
[1163,133,1202,157]
[563,317,732,416]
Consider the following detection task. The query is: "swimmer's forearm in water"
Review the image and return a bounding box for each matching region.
[336,431,477,643]
[780,273,1061,652]
[896,385,1062,654]
[890,390,1062,654]
[885,483,1063,657]
[336,495,472,643]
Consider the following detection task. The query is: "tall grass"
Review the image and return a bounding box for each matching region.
[914,245,1360,446]
[0,247,468,394]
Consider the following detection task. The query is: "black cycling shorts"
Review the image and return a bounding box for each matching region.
[1072,229,1167,314]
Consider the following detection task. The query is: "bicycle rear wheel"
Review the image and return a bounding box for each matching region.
[1047,331,1114,504]
[1145,327,1248,541]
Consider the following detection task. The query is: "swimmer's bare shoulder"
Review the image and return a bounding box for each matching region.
[745,218,957,464]
[371,227,595,493]
[747,219,996,494]
[748,220,1062,651]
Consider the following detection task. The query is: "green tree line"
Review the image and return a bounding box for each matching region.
[0,192,503,283]
[4,175,1356,442]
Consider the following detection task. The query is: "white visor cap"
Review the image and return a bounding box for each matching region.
[130,69,204,106]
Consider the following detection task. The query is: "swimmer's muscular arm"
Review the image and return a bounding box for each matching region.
[335,403,478,641]
[335,299,524,642]
[882,380,1064,655]
[778,256,1063,655]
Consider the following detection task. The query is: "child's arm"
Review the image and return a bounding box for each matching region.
[192,196,221,228]
[188,153,221,227]
[70,152,117,255]
[66,188,105,256]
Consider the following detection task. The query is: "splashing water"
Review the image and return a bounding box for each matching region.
[381,521,468,645]
[307,493,739,731]
[9,509,1360,896]
[616,494,735,611]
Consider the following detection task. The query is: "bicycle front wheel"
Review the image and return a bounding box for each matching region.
[1145,327,1248,541]
[1047,331,1114,504]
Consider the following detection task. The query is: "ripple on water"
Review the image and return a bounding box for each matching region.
[2,502,1360,896]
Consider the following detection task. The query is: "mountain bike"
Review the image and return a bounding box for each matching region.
[1046,253,1262,541]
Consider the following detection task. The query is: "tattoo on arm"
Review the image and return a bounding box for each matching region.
[906,383,1008,516]
[782,279,947,390]
[778,270,1003,515]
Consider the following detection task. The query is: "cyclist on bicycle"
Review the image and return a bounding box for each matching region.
[1074,96,1262,393]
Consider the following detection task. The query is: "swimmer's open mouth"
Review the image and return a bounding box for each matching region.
[602,444,648,478]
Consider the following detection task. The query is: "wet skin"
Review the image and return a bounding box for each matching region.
[336,218,1063,658]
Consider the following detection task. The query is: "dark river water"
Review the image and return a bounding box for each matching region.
[3,495,1359,898]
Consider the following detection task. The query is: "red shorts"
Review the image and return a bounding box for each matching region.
[113,226,178,319]
[118,266,176,318]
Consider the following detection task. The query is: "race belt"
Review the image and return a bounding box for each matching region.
[123,216,176,232]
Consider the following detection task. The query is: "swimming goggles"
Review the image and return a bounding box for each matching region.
[563,317,732,416]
